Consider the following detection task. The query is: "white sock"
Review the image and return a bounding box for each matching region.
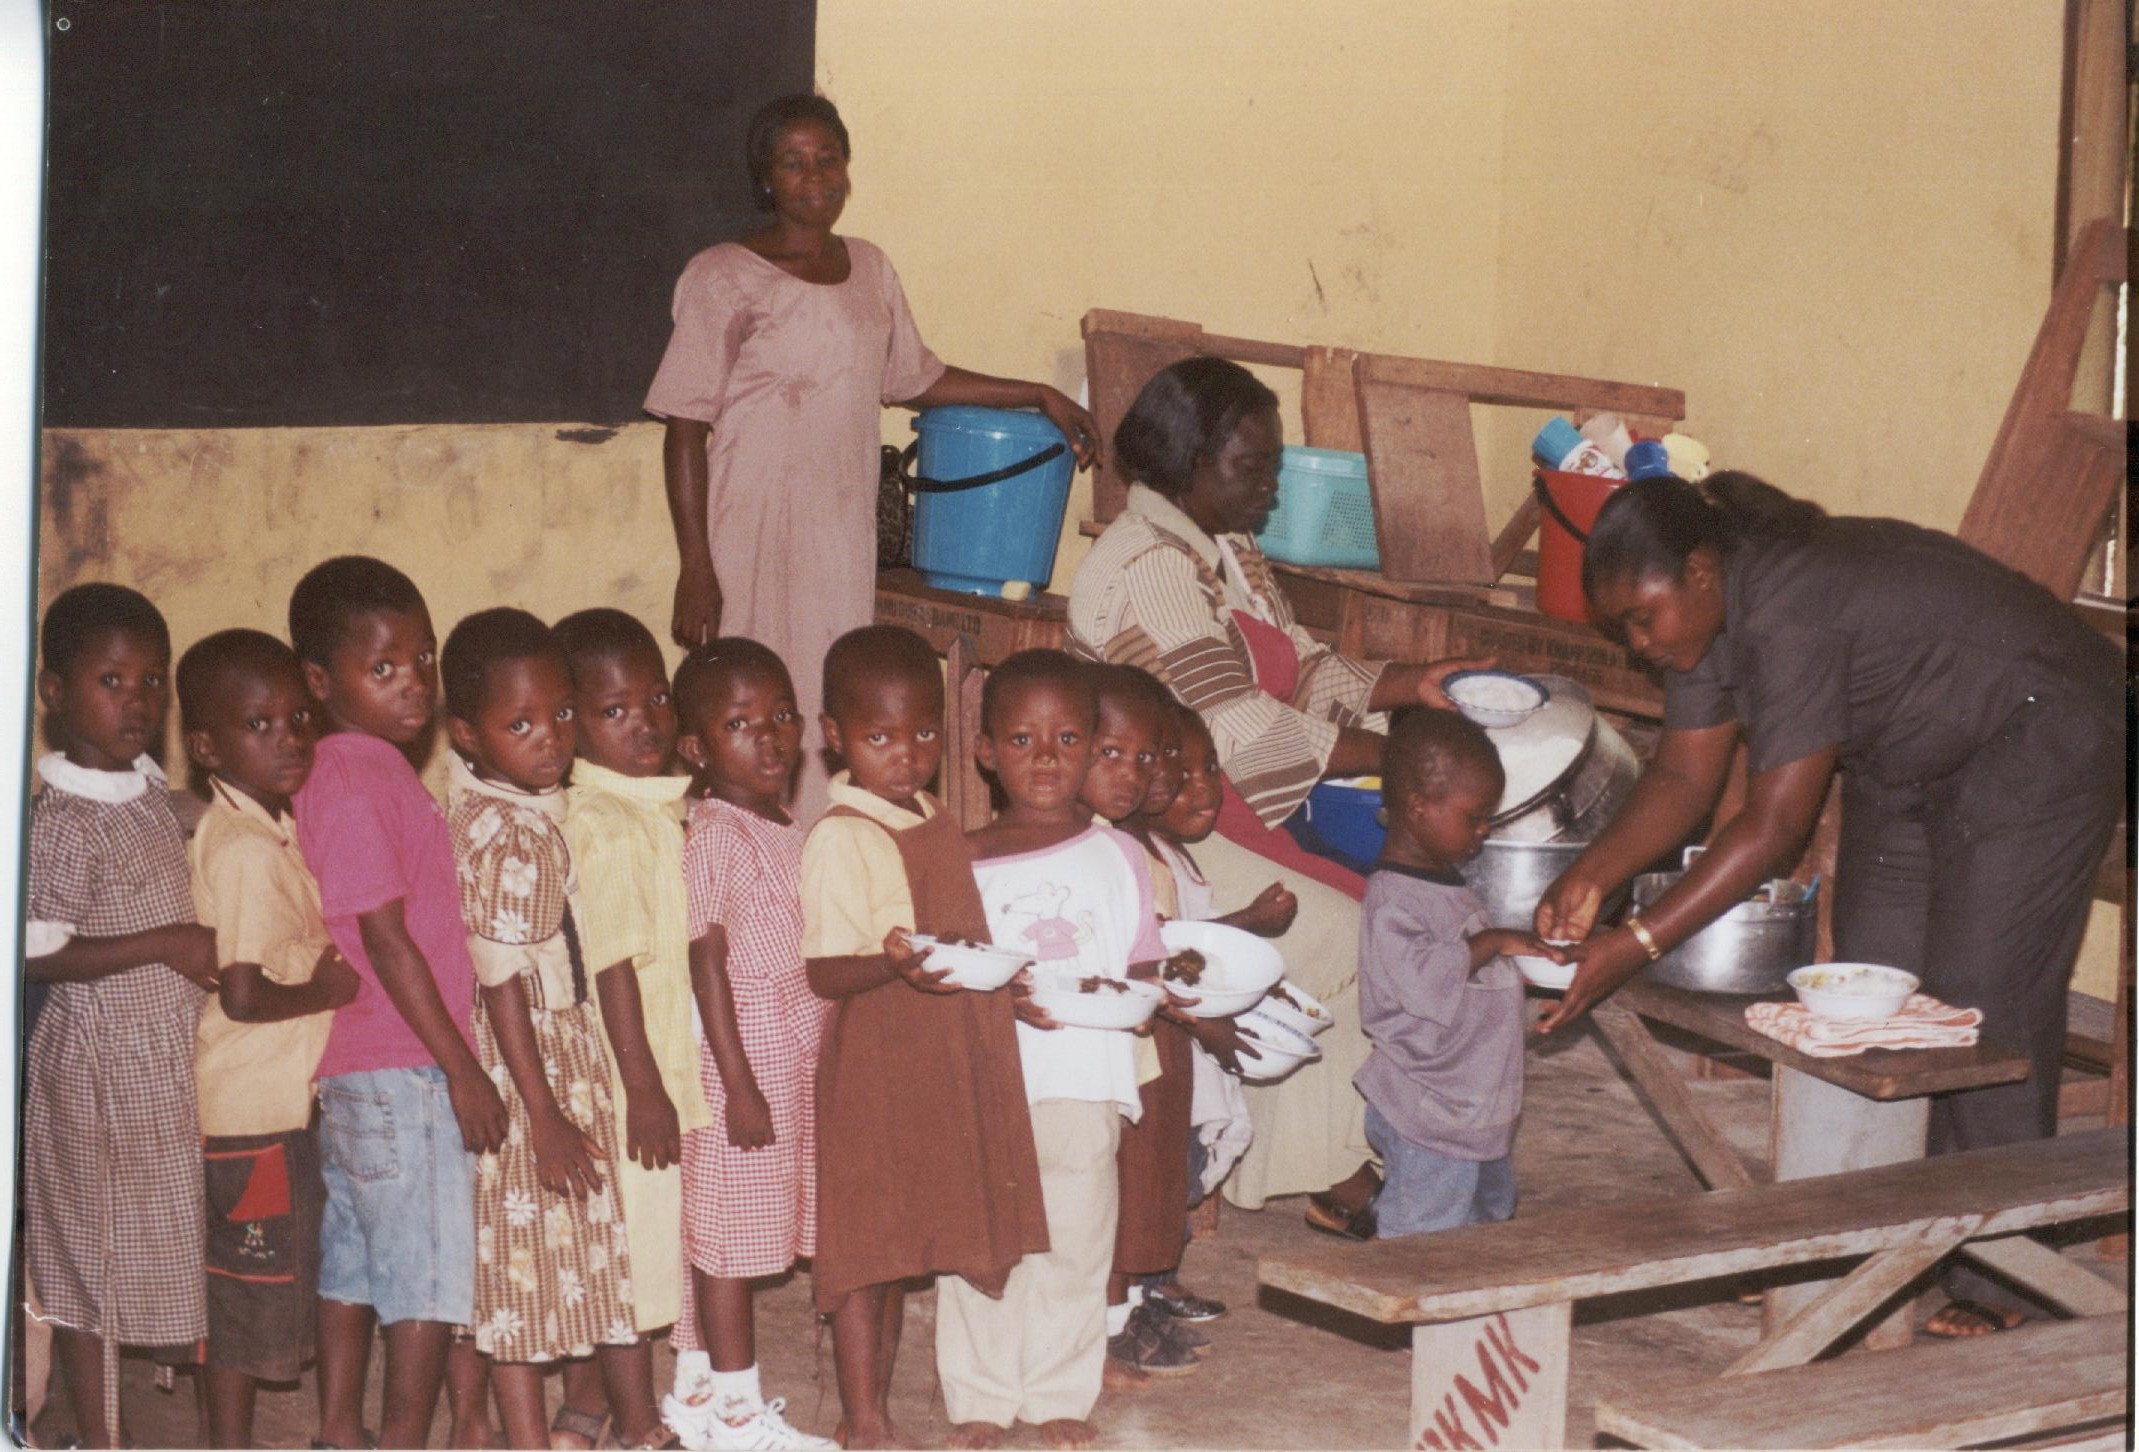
[1106,1300,1133,1337]
[673,1349,713,1395]
[708,1363,762,1407]
[1127,1282,1147,1310]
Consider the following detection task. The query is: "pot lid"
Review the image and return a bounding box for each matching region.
[1485,675,1596,825]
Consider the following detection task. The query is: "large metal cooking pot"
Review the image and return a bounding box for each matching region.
[1632,847,1819,994]
[1460,676,1643,928]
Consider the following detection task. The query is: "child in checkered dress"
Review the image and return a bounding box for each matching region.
[440,609,639,1449]
[664,639,832,1451]
[23,584,221,1446]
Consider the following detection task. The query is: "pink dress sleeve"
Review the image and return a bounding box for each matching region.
[644,247,750,424]
[683,801,748,944]
[872,247,946,405]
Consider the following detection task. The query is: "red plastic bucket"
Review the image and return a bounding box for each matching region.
[1533,469,1622,623]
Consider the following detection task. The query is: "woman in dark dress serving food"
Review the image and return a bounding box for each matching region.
[1534,471,2122,1337]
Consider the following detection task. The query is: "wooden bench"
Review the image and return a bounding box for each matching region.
[1592,1314,2129,1449]
[1258,1128,2129,1449]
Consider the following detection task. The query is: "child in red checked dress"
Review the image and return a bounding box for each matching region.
[665,639,834,1451]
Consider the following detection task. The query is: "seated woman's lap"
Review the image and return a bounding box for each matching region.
[1193,831,1372,1211]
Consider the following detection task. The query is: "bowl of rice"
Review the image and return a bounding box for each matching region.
[1232,1010,1322,1083]
[1253,978,1334,1038]
[1026,969,1167,1031]
[1443,670,1548,729]
[1786,963,1919,1021]
[906,933,1032,992]
[1156,920,1283,1019]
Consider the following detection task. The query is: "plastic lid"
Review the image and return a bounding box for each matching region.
[912,404,1068,445]
[1624,440,1673,479]
[1532,417,1585,466]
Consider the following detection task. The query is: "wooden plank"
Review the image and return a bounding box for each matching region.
[940,633,986,832]
[1411,1305,1570,1452]
[1488,494,1540,582]
[1958,1233,2128,1315]
[1590,1001,1757,1191]
[1957,219,2128,598]
[1300,345,1363,451]
[1729,1225,1974,1375]
[2054,0,2131,278]
[1357,352,1683,422]
[1594,1315,2130,1450]
[1616,978,2032,1100]
[873,570,1067,665]
[1354,365,1497,584]
[1257,1128,2127,1325]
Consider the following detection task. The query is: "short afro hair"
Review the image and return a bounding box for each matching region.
[744,93,850,211]
[1112,357,1280,499]
[441,607,563,721]
[980,649,1095,735]
[177,628,302,727]
[287,556,427,669]
[1382,708,1503,806]
[1090,663,1173,725]
[821,625,940,721]
[552,608,663,689]
[40,582,169,675]
[673,637,793,734]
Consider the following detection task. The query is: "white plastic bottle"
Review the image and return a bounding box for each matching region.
[1532,417,1625,478]
[1577,413,1634,472]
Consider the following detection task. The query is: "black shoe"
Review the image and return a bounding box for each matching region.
[1106,1303,1200,1377]
[1143,1283,1227,1322]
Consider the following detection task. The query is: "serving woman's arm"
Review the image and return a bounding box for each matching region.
[1537,740,1836,1032]
[664,418,720,647]
[902,368,1099,469]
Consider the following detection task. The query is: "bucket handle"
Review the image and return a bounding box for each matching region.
[1531,470,1593,544]
[898,439,1066,495]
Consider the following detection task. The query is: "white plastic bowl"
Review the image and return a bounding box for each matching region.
[1026,969,1165,1031]
[1233,1011,1322,1083]
[907,934,1032,992]
[1443,669,1547,730]
[1513,954,1576,991]
[1156,920,1284,1019]
[1786,963,1919,1021]
[1255,978,1334,1038]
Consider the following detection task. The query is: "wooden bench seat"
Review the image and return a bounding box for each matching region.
[1592,1314,2129,1449]
[1258,1129,2129,1449]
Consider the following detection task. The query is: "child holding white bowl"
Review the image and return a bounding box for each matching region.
[1351,710,1567,1239]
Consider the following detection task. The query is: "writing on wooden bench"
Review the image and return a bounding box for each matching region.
[1415,1311,1545,1450]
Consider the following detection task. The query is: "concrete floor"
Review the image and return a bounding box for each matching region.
[24,1022,2121,1449]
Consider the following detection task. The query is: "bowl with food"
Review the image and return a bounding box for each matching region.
[1232,1011,1322,1083]
[1786,963,1919,1022]
[1513,951,1577,992]
[1253,978,1334,1038]
[1025,968,1167,1031]
[1155,920,1284,1019]
[1442,669,1548,730]
[905,933,1032,992]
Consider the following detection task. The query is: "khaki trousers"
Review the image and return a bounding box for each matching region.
[935,1099,1120,1428]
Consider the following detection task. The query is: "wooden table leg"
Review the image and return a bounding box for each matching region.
[1767,1067,1929,1349]
[1410,1303,1571,1451]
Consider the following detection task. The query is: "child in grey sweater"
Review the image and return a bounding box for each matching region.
[1352,710,1566,1238]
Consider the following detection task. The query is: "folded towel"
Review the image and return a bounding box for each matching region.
[1745,993,1983,1057]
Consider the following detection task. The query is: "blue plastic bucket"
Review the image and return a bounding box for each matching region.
[908,406,1076,595]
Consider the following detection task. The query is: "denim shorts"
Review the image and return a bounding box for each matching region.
[317,1066,476,1327]
[1364,1102,1516,1239]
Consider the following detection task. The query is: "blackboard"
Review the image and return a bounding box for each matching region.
[41,1,816,427]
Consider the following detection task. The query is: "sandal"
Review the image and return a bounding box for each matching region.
[616,1426,682,1451]
[551,1407,611,1450]
[1303,1197,1378,1241]
[1923,1297,2026,1338]
[311,1434,381,1450]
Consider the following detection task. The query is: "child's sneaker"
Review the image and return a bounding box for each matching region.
[670,1391,836,1451]
[1105,1303,1200,1378]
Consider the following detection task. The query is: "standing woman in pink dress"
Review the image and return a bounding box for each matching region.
[648,94,1096,820]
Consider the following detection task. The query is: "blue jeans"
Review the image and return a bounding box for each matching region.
[1364,1103,1515,1238]
[317,1066,477,1327]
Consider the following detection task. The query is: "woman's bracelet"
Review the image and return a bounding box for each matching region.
[1623,915,1664,962]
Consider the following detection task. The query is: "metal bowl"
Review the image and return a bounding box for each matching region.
[1633,849,1819,994]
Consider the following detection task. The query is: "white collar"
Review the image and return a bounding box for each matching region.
[1126,485,1226,571]
[36,751,165,804]
[447,750,567,821]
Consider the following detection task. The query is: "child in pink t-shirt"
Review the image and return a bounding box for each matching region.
[289,557,507,1452]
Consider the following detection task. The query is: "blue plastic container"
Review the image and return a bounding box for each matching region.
[1256,446,1380,569]
[909,406,1076,595]
[1295,780,1387,872]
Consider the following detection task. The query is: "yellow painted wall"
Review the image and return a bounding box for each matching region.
[37,2,2120,994]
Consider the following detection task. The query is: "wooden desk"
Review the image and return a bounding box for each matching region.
[1593,978,2032,1349]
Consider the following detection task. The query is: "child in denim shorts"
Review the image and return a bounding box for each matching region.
[1352,710,1567,1239]
[290,557,509,1450]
